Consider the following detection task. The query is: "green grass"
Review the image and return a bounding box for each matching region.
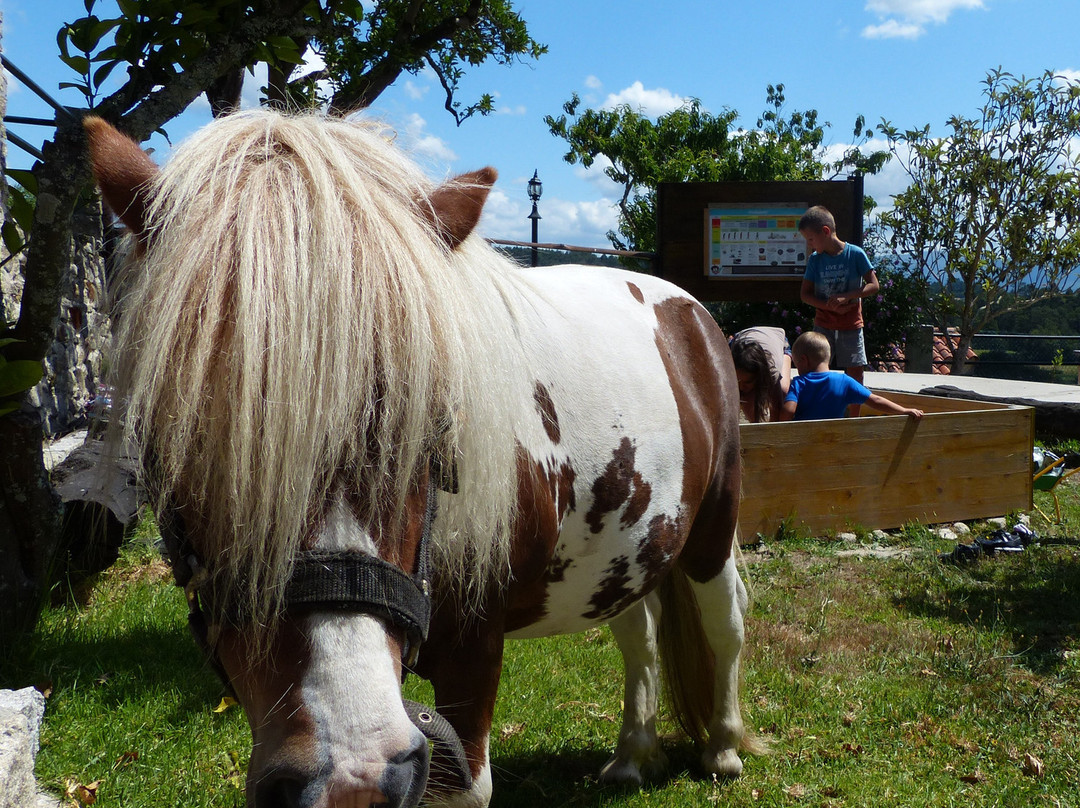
[4,486,1080,807]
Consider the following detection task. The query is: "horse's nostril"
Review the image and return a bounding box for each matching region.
[254,770,310,808]
[379,730,431,808]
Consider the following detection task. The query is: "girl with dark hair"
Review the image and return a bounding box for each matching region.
[729,326,792,423]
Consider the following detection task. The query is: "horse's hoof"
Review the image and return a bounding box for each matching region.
[702,748,743,779]
[598,758,644,788]
[599,749,667,786]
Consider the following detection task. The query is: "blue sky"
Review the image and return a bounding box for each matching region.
[4,0,1080,248]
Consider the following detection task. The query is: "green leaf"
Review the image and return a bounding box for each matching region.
[6,184,36,234]
[59,81,94,99]
[59,54,91,75]
[93,59,121,90]
[0,360,44,398]
[5,169,38,196]
[2,221,25,257]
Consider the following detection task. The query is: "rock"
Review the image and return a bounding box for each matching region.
[951,522,971,535]
[0,687,46,808]
[933,526,959,541]
[836,532,858,543]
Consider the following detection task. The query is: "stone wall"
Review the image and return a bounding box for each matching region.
[2,207,111,439]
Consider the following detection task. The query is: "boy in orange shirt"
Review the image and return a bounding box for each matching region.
[798,205,879,416]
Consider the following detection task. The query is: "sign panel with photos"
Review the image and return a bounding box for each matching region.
[705,205,807,278]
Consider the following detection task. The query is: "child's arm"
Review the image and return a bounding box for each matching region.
[778,352,793,396]
[801,278,857,313]
[865,393,923,419]
[834,269,880,306]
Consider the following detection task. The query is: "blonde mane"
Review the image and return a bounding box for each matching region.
[110,110,526,629]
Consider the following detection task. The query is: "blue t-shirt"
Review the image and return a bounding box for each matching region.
[785,371,871,420]
[803,243,873,330]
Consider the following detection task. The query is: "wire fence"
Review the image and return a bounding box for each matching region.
[967,333,1080,385]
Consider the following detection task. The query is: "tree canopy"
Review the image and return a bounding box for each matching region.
[1,0,544,641]
[879,68,1080,372]
[545,84,888,252]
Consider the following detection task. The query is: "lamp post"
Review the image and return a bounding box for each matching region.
[527,169,542,267]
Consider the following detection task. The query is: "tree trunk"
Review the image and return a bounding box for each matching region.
[0,116,90,649]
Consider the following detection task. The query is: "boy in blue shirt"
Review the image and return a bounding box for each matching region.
[781,332,924,421]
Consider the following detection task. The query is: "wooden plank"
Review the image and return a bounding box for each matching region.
[864,389,1014,413]
[738,397,1034,536]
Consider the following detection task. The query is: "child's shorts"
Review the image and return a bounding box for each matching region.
[814,327,867,369]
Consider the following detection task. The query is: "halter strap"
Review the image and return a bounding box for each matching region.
[166,464,440,675]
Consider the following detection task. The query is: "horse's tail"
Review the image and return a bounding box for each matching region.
[656,567,714,747]
[656,562,769,756]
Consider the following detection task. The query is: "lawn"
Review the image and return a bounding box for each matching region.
[3,478,1079,807]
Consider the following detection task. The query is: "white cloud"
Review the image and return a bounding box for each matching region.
[495,104,528,116]
[399,112,458,165]
[2,70,22,94]
[818,138,912,217]
[404,80,428,101]
[478,182,618,249]
[239,63,269,110]
[584,75,603,90]
[601,82,687,117]
[862,0,984,39]
[862,20,923,39]
[1055,69,1080,86]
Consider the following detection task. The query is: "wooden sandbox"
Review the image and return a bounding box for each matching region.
[738,391,1034,538]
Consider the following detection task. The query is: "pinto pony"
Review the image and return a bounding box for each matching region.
[86,110,749,808]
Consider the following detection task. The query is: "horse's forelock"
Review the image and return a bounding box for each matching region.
[110,111,523,638]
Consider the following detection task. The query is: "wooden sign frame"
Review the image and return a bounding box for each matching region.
[655,177,864,302]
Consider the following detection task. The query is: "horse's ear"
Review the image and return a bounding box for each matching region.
[425,167,497,250]
[84,116,158,236]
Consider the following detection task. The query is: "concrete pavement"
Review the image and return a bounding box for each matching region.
[865,370,1080,404]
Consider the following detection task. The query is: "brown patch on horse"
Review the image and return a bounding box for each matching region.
[637,512,685,588]
[215,621,324,781]
[423,168,497,250]
[585,437,652,534]
[533,381,561,444]
[627,282,645,304]
[651,298,741,582]
[504,450,577,632]
[583,555,638,620]
[84,116,158,237]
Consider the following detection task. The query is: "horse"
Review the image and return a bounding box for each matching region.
[85,110,750,808]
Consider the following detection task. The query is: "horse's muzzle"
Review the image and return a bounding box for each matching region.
[251,729,430,808]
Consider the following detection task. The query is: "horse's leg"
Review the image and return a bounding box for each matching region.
[417,615,505,808]
[686,558,748,778]
[599,591,669,785]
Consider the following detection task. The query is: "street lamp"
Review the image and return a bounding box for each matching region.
[527,169,542,267]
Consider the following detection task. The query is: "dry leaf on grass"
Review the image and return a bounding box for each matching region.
[65,779,100,806]
[213,696,238,713]
[1022,753,1045,778]
[958,770,985,784]
[112,750,138,770]
[784,783,807,798]
[499,722,525,740]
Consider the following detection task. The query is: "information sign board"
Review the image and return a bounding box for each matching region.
[705,204,806,278]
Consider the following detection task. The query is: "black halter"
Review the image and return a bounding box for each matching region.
[160,465,473,791]
[164,468,438,677]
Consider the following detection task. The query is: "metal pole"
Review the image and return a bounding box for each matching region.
[530,203,539,267]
